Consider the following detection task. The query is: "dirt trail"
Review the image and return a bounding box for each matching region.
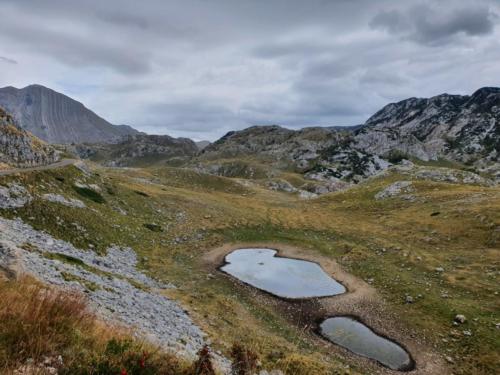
[0,159,78,176]
[205,242,448,375]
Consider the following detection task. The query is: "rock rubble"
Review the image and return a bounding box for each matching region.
[0,217,230,371]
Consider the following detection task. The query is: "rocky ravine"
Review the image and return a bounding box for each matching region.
[0,106,60,168]
[0,215,230,372]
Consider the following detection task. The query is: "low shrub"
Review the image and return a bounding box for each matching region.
[143,223,163,232]
[385,149,408,164]
[191,346,215,375]
[230,343,258,375]
[73,185,106,203]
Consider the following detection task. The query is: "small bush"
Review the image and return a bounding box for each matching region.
[73,186,106,203]
[143,223,163,232]
[106,186,117,195]
[230,343,258,375]
[191,345,215,375]
[385,149,408,164]
[134,190,150,197]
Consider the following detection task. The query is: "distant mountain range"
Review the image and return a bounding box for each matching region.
[204,87,500,167]
[0,84,498,175]
[197,87,499,187]
[0,85,138,144]
[355,87,500,164]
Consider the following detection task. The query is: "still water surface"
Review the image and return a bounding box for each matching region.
[319,317,413,371]
[220,248,346,299]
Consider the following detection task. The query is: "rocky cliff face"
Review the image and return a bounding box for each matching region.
[0,85,138,144]
[0,106,59,167]
[75,134,198,167]
[354,87,500,164]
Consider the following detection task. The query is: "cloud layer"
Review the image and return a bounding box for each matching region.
[0,0,499,140]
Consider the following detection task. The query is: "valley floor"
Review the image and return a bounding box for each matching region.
[0,161,498,374]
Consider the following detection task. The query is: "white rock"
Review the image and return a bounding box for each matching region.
[375,181,414,200]
[42,193,86,208]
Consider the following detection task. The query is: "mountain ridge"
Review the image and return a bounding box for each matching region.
[0,84,138,144]
[204,87,499,166]
[355,86,500,163]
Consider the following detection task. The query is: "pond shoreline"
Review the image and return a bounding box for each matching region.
[218,247,347,300]
[204,242,448,375]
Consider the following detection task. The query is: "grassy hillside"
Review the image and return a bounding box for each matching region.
[0,162,498,374]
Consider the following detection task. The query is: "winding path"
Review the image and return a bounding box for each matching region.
[0,159,78,176]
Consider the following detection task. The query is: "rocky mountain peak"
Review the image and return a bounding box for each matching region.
[0,84,138,144]
[355,87,499,163]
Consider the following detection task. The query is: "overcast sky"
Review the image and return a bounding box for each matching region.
[0,0,499,140]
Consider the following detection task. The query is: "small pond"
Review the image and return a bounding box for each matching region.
[319,317,413,371]
[220,248,346,299]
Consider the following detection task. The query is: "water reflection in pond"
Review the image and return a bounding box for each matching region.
[220,248,346,299]
[319,317,413,371]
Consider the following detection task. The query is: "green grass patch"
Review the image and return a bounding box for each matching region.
[43,252,85,266]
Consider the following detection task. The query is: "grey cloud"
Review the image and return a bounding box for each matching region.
[371,4,497,45]
[0,0,499,140]
[97,12,150,30]
[360,69,409,87]
[0,56,18,65]
[252,42,328,60]
[136,100,247,136]
[370,10,408,34]
[0,20,151,75]
[301,58,360,81]
[412,5,496,43]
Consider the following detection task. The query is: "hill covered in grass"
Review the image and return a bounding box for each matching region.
[0,158,498,374]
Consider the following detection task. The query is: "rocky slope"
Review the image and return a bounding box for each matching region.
[355,87,500,164]
[200,87,500,188]
[200,125,389,183]
[74,133,199,167]
[0,106,59,168]
[195,140,211,150]
[0,85,138,144]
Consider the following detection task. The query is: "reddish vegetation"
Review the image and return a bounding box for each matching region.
[230,343,259,375]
